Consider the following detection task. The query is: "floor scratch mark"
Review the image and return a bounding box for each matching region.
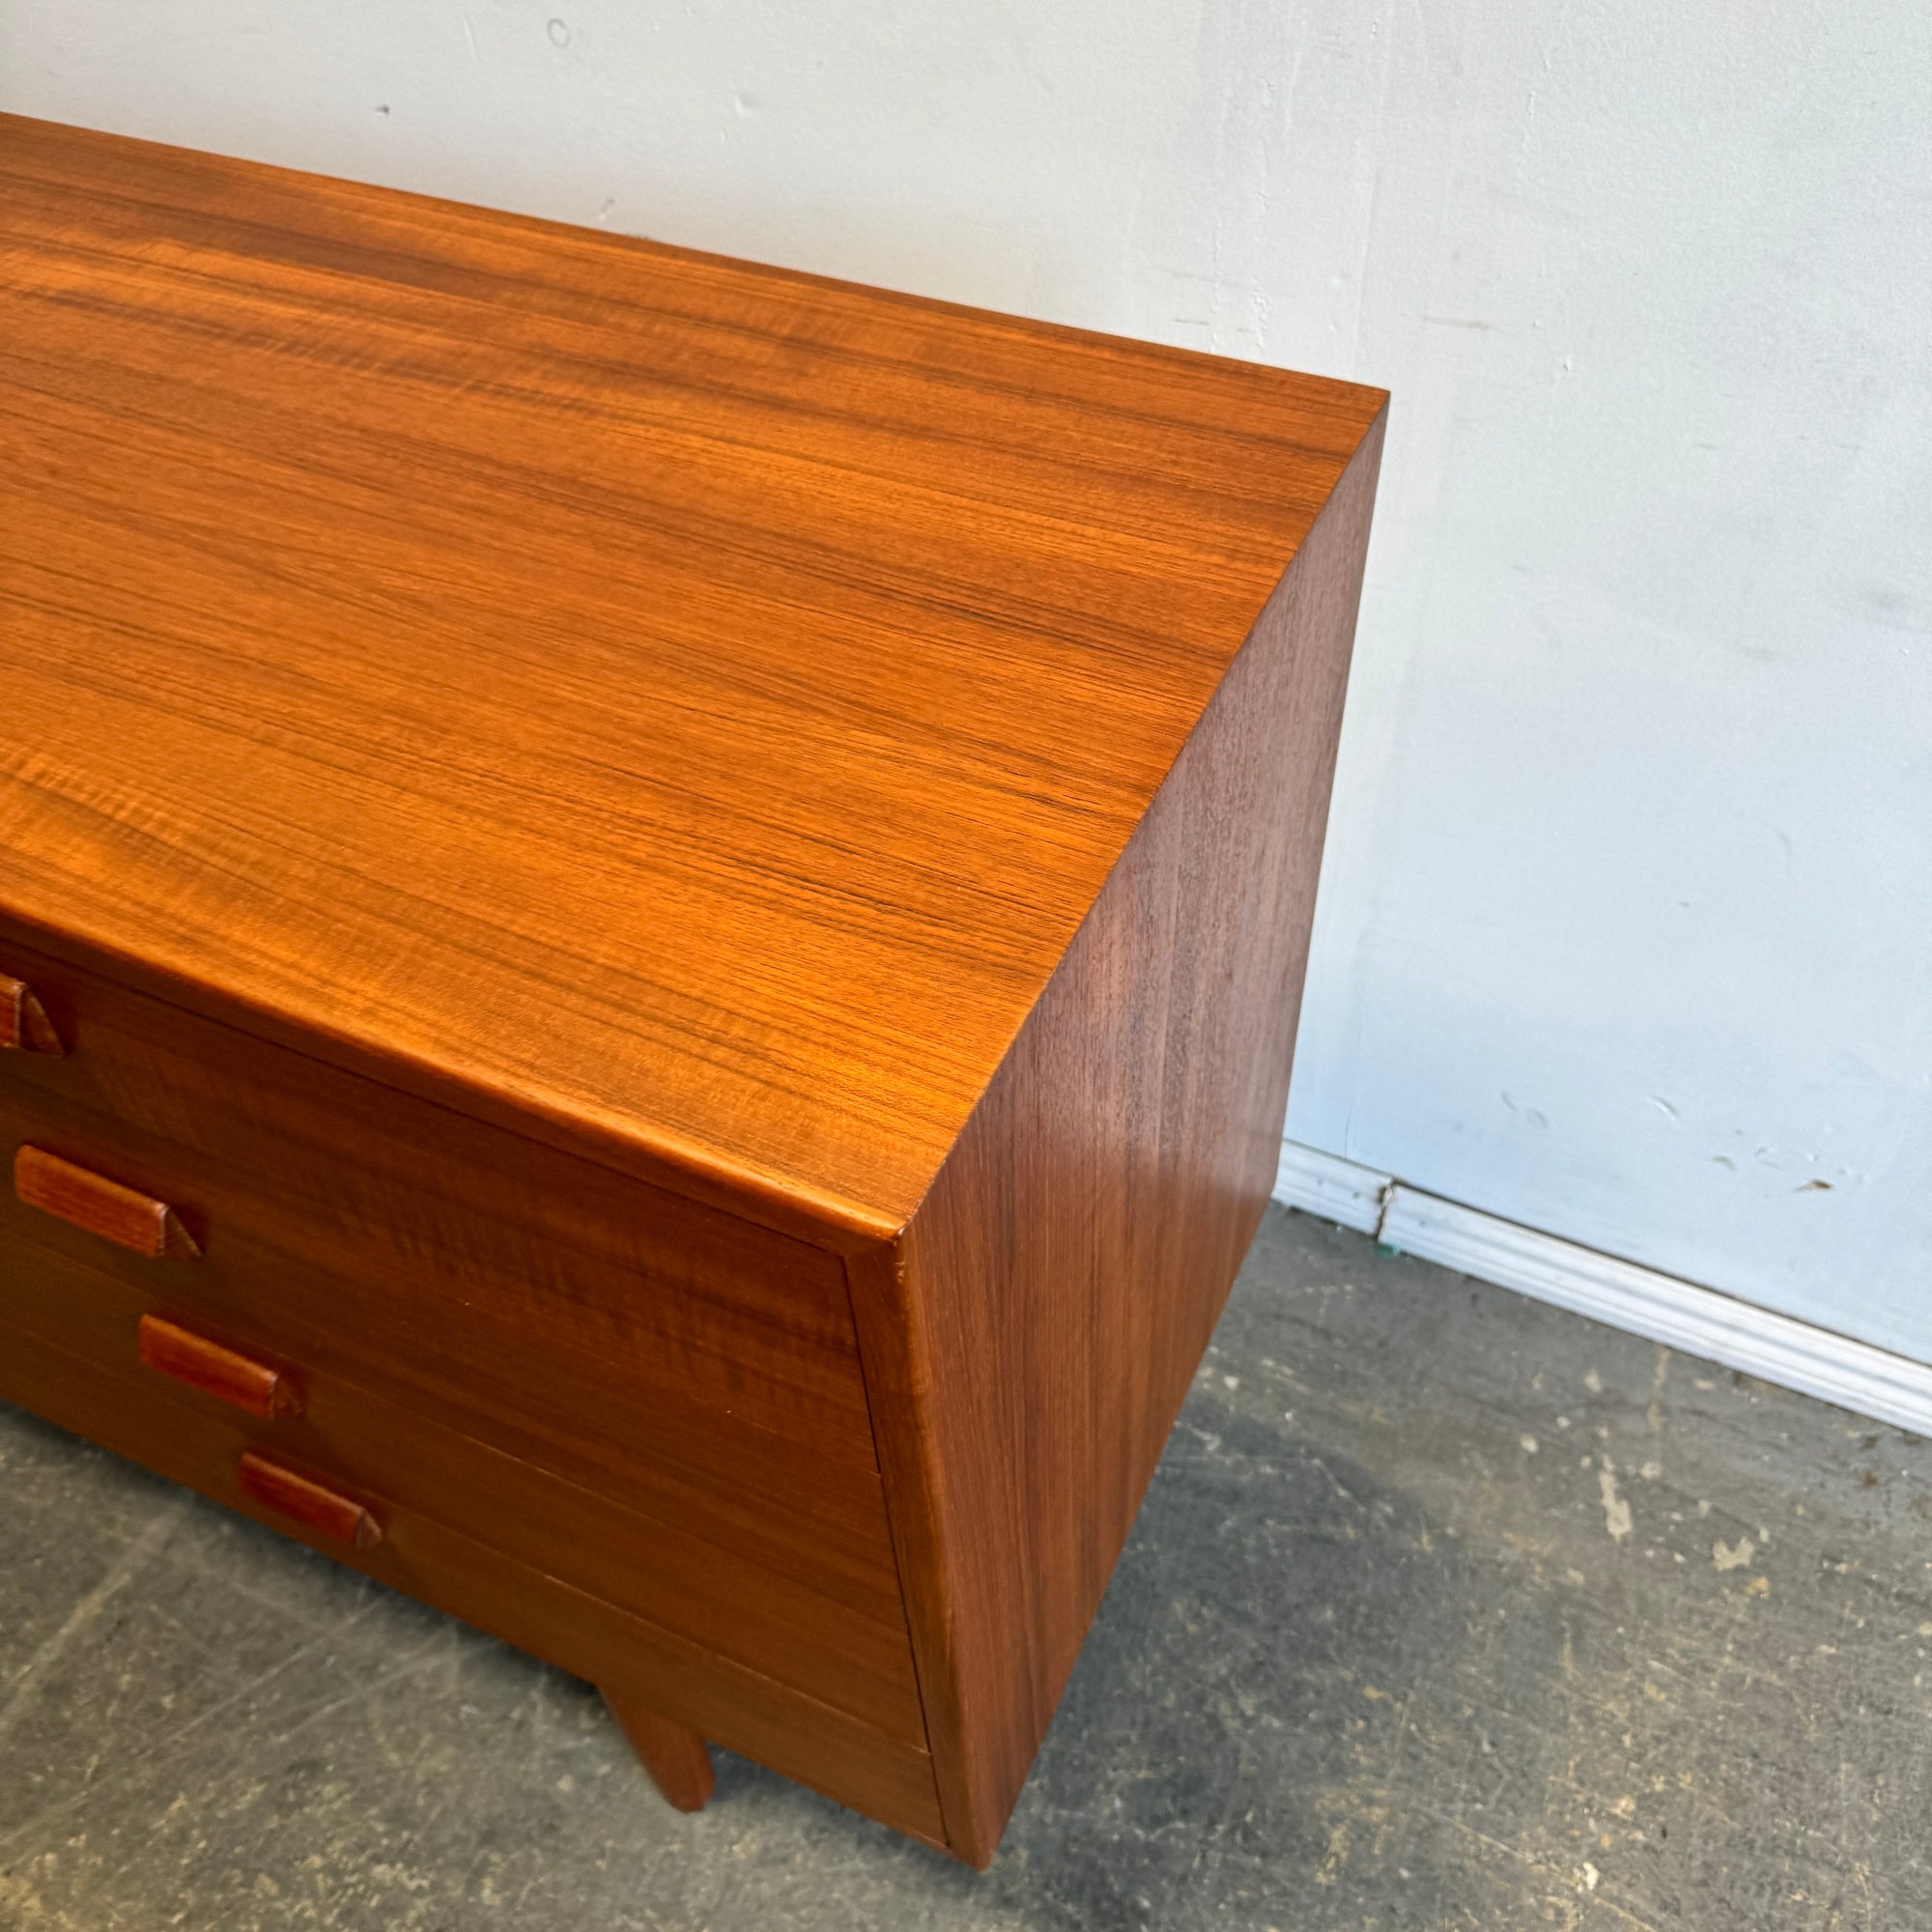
[0,1499,187,1755]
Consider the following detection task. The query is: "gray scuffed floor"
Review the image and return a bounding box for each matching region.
[2,1205,1927,1930]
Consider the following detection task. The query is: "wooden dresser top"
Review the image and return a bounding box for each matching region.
[0,113,1386,1238]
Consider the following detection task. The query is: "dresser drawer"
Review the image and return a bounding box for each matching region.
[0,1309,945,1846]
[0,1224,923,1743]
[0,934,880,1506]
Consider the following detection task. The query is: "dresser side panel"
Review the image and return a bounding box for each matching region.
[851,412,1385,1864]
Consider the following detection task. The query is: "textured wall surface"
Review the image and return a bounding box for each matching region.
[4,1,1929,1357]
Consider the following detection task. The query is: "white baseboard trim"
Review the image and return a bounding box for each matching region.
[1272,1138,1932,1437]
[1272,1140,1390,1233]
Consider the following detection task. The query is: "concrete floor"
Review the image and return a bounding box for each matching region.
[2,1205,1928,1931]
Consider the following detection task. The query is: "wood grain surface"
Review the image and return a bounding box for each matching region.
[0,111,1386,1238]
[0,113,1387,1862]
[603,1695,718,1814]
[0,1314,947,1846]
[237,1447,384,1549]
[848,418,1385,1862]
[1,974,62,1054]
[14,1142,201,1260]
[0,930,881,1477]
[0,1225,923,1740]
[137,1311,304,1419]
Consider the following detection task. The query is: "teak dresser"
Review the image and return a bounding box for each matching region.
[0,113,1385,1864]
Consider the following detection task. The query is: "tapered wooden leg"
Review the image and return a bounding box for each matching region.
[602,1690,716,1812]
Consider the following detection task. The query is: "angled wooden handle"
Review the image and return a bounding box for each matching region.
[138,1314,303,1419]
[238,1450,383,1550]
[1,975,64,1054]
[14,1146,201,1260]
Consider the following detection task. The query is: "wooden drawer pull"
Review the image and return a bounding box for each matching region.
[138,1314,302,1419]
[14,1146,201,1260]
[238,1450,383,1550]
[1,975,64,1054]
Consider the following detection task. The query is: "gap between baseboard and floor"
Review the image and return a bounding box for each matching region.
[1272,1138,1932,1438]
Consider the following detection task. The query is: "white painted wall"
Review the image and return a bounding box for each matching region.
[7,2,1930,1358]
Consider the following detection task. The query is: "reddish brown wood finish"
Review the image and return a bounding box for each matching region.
[0,934,878,1477]
[238,1447,383,1549]
[603,1694,717,1813]
[0,1316,948,1846]
[0,111,1381,1239]
[847,418,1385,1863]
[1,975,63,1054]
[137,1311,301,1418]
[14,1144,200,1261]
[0,1227,923,1741]
[0,113,1384,1863]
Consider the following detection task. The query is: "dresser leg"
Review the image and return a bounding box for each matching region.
[601,1691,716,1813]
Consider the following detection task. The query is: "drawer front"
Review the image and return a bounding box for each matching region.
[0,935,879,1503]
[0,1312,945,1848]
[0,1225,924,1743]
